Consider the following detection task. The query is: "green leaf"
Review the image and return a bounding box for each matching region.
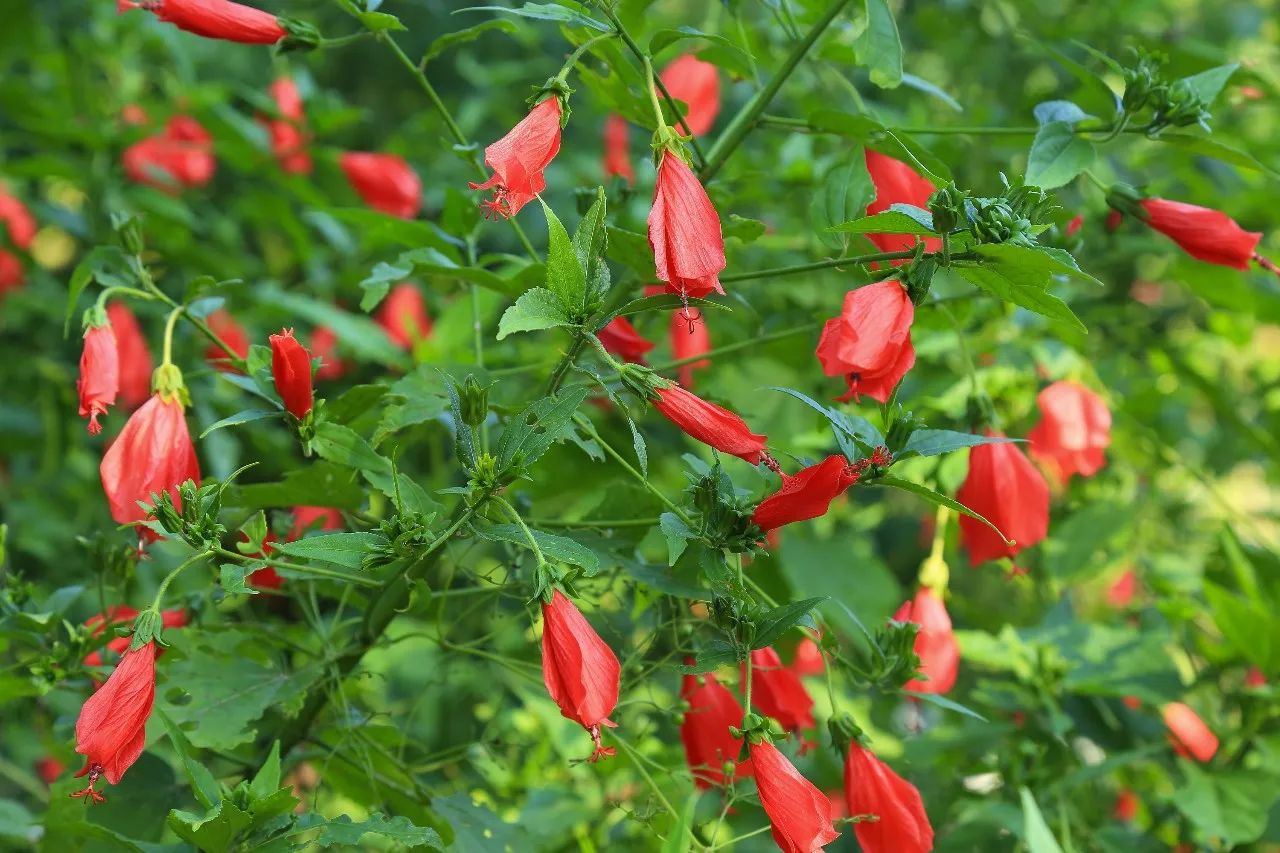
[496,287,574,340]
[905,691,989,721]
[358,260,407,312]
[1032,100,1095,127]
[423,19,518,62]
[224,463,364,511]
[1042,501,1136,581]
[274,532,385,570]
[610,293,727,319]
[359,10,405,30]
[659,511,695,566]
[829,208,936,235]
[1025,121,1095,189]
[247,741,281,804]
[854,0,903,88]
[873,476,1012,544]
[478,524,601,575]
[1173,763,1278,846]
[752,597,828,649]
[723,214,767,243]
[768,386,885,452]
[954,253,1086,333]
[648,27,753,79]
[394,246,535,298]
[494,386,590,474]
[1178,63,1238,108]
[446,376,478,469]
[571,187,610,306]
[660,790,699,853]
[325,384,391,426]
[198,409,284,439]
[460,2,610,32]
[306,812,444,849]
[541,199,588,312]
[811,149,875,249]
[805,110,949,183]
[898,429,1013,459]
[168,800,253,853]
[313,422,391,477]
[1155,133,1280,179]
[1204,582,1279,670]
[219,563,258,595]
[900,72,962,111]
[1019,787,1064,853]
[155,708,222,809]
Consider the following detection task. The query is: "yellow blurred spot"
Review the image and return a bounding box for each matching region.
[44,179,86,211]
[31,227,76,271]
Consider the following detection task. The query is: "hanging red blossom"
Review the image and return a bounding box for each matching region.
[746,647,815,734]
[262,76,311,175]
[0,189,36,294]
[78,322,120,436]
[680,669,750,788]
[652,383,767,464]
[816,280,916,404]
[648,149,726,298]
[864,150,941,257]
[290,506,343,540]
[375,283,432,350]
[751,740,840,853]
[540,590,621,762]
[311,326,347,380]
[751,455,859,532]
[1114,789,1139,822]
[123,115,216,192]
[1138,198,1261,270]
[99,393,200,541]
[955,436,1049,567]
[340,152,421,219]
[790,638,825,677]
[117,0,286,44]
[270,328,314,418]
[1106,569,1138,608]
[83,606,188,668]
[597,317,654,364]
[892,587,959,695]
[106,302,154,409]
[203,309,249,373]
[1028,380,1111,482]
[659,54,721,137]
[671,308,710,388]
[469,96,563,219]
[603,115,634,184]
[844,741,934,853]
[71,641,157,803]
[1163,702,1218,763]
[36,758,64,785]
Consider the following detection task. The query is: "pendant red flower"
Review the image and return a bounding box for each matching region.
[262,77,311,175]
[659,54,721,137]
[99,393,201,540]
[118,0,286,44]
[106,302,154,409]
[652,383,767,464]
[83,606,188,669]
[340,152,421,219]
[375,283,432,350]
[1139,198,1261,270]
[597,317,654,364]
[843,741,934,853]
[955,436,1049,567]
[745,647,815,734]
[540,590,621,762]
[648,150,726,298]
[680,669,750,788]
[72,641,157,803]
[469,97,563,219]
[79,323,120,435]
[751,740,840,853]
[1028,380,1111,482]
[751,455,859,532]
[1163,702,1217,762]
[864,150,941,257]
[603,115,634,184]
[270,328,314,418]
[816,281,915,404]
[892,588,959,694]
[123,115,216,193]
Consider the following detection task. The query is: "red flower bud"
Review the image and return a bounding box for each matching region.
[1163,702,1218,762]
[270,328,314,418]
[540,590,620,762]
[1065,214,1084,237]
[603,115,634,184]
[843,741,934,853]
[751,740,840,853]
[955,436,1049,567]
[671,308,710,389]
[340,152,421,219]
[100,393,200,540]
[469,97,563,219]
[892,588,959,695]
[290,506,343,541]
[1139,198,1261,270]
[659,55,721,137]
[1028,380,1111,482]
[118,0,286,44]
[1105,569,1138,608]
[262,77,311,175]
[375,283,432,350]
[203,309,249,373]
[311,326,347,380]
[0,191,35,295]
[864,150,941,258]
[816,281,915,404]
[746,647,815,734]
[1113,789,1138,822]
[648,150,726,298]
[36,757,64,785]
[751,455,859,532]
[123,116,216,192]
[79,323,120,435]
[597,317,654,364]
[106,303,154,409]
[72,641,157,803]
[680,670,750,789]
[653,383,767,464]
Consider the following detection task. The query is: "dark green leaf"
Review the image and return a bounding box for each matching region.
[811,149,875,248]
[898,429,1013,459]
[829,208,936,235]
[752,597,828,649]
[1032,100,1095,127]
[541,199,587,312]
[496,287,574,339]
[459,2,610,31]
[274,532,386,570]
[198,409,283,440]
[423,19,519,62]
[873,476,1012,544]
[478,523,600,574]
[494,386,590,473]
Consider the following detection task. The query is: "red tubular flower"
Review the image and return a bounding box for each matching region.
[671,308,710,388]
[816,280,915,404]
[598,317,654,364]
[118,0,286,44]
[106,303,153,409]
[745,647,815,733]
[652,383,767,464]
[892,588,959,695]
[36,757,64,785]
[864,150,941,257]
[648,150,726,298]
[680,670,750,788]
[203,309,249,373]
[290,506,343,540]
[603,115,634,184]
[790,638,825,677]
[1139,198,1261,270]
[375,283,432,350]
[1163,702,1218,763]
[1028,380,1111,482]
[72,641,157,803]
[340,152,421,219]
[1105,569,1138,608]
[1065,214,1084,237]
[270,328,314,418]
[79,323,120,436]
[123,115,216,192]
[1114,789,1138,822]
[751,455,859,532]
[0,189,36,294]
[83,606,187,668]
[751,740,840,853]
[99,393,200,539]
[955,436,1049,567]
[262,77,311,175]
[843,741,934,853]
[311,326,347,380]
[469,97,563,219]
[540,590,621,762]
[659,54,721,137]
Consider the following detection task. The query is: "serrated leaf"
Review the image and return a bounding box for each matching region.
[274,532,385,570]
[219,563,258,595]
[660,512,695,566]
[752,597,828,649]
[155,708,222,809]
[494,386,589,474]
[423,19,518,62]
[1026,121,1095,189]
[954,258,1086,333]
[168,800,253,853]
[898,429,1014,459]
[540,199,587,312]
[829,208,936,235]
[496,287,574,339]
[199,409,284,439]
[248,742,282,804]
[873,476,1012,544]
[571,187,610,306]
[478,524,600,574]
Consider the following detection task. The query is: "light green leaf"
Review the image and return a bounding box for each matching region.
[423,19,518,62]
[752,597,828,649]
[811,149,875,249]
[829,208,936,235]
[274,532,386,570]
[496,287,574,340]
[1019,787,1064,853]
[459,2,610,32]
[478,523,601,575]
[1026,121,1095,189]
[898,429,1014,459]
[1178,63,1238,107]
[854,0,903,88]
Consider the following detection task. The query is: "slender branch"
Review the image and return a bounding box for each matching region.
[573,413,697,528]
[718,250,916,284]
[545,333,589,395]
[214,548,381,588]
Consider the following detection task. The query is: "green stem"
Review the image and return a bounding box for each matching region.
[545,333,589,395]
[717,250,917,284]
[556,33,615,81]
[572,413,697,529]
[151,551,210,611]
[525,517,661,529]
[491,495,547,568]
[161,307,182,367]
[214,548,381,588]
[652,322,823,371]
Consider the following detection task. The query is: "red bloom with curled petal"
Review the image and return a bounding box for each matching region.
[1139,198,1261,270]
[123,115,216,192]
[262,77,311,175]
[311,326,347,380]
[106,302,153,409]
[72,641,157,803]
[597,317,654,364]
[79,322,119,436]
[671,308,710,388]
[844,741,934,853]
[117,0,286,44]
[1028,380,1111,482]
[864,150,941,257]
[752,740,840,853]
[659,54,721,137]
[680,669,750,789]
[816,281,915,404]
[745,647,815,734]
[893,587,959,695]
[603,115,634,183]
[375,283,432,350]
[752,455,859,532]
[270,328,314,418]
[469,97,562,219]
[1163,702,1218,762]
[540,590,620,762]
[203,309,249,373]
[653,383,767,464]
[100,393,200,540]
[956,435,1049,567]
[83,606,188,669]
[340,152,421,219]
[648,149,726,298]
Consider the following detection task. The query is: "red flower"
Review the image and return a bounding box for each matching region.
[680,670,750,788]
[262,77,311,175]
[99,393,200,540]
[1105,569,1138,608]
[1245,667,1267,688]
[955,436,1049,567]
[83,606,187,668]
[746,647,815,733]
[816,281,915,404]
[671,308,710,388]
[1065,214,1084,237]
[375,283,432,350]
[751,740,840,853]
[72,641,157,803]
[653,383,767,464]
[598,317,654,364]
[603,115,633,184]
[35,757,64,785]
[790,638,825,677]
[864,150,941,257]
[123,115,216,192]
[106,302,154,409]
[659,54,721,137]
[118,0,286,44]
[892,588,959,695]
[1114,789,1138,822]
[0,189,36,292]
[340,152,421,219]
[843,741,934,853]
[1028,380,1111,481]
[751,455,859,532]
[540,590,620,761]
[270,328,314,418]
[79,323,120,436]
[290,506,343,540]
[1163,702,1218,762]
[311,326,347,380]
[1105,210,1123,232]
[469,97,563,219]
[204,309,249,373]
[0,250,23,295]
[648,150,726,298]
[1139,198,1261,270]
